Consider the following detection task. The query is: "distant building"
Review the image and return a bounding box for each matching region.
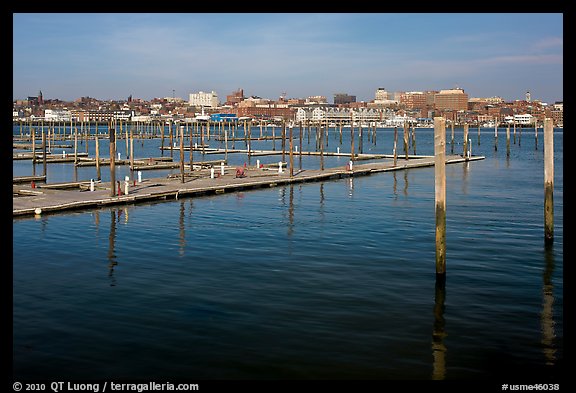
[434,88,469,111]
[375,88,389,101]
[334,93,356,105]
[189,91,219,107]
[400,91,426,110]
[225,89,244,106]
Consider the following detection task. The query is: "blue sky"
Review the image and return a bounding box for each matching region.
[13,13,563,104]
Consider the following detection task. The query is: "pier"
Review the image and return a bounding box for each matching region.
[13,154,483,217]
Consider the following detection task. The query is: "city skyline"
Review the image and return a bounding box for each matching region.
[13,13,563,104]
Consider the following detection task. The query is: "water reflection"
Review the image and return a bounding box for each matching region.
[179,201,186,256]
[107,210,118,287]
[403,171,409,196]
[541,246,556,366]
[432,277,447,380]
[287,185,294,238]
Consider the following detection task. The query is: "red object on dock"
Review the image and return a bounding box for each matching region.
[31,181,36,189]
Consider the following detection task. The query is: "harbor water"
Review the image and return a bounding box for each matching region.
[13,125,564,381]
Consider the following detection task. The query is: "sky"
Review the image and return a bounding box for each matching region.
[12,13,563,104]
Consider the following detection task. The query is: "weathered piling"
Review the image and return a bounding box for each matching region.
[494,123,498,151]
[180,126,185,183]
[393,126,398,166]
[350,121,355,161]
[42,128,47,176]
[74,127,78,165]
[463,123,469,159]
[319,125,324,171]
[109,127,116,197]
[535,120,539,150]
[289,125,294,177]
[31,128,36,164]
[404,122,409,159]
[450,121,454,153]
[506,124,511,157]
[434,117,446,275]
[411,125,416,155]
[95,131,101,180]
[299,121,303,157]
[544,118,554,244]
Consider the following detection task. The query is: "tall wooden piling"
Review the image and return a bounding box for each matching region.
[299,121,303,157]
[31,128,36,164]
[506,124,511,157]
[109,127,116,197]
[393,126,398,166]
[535,120,539,150]
[494,123,498,151]
[450,121,455,153]
[404,122,409,159]
[180,126,185,183]
[289,125,294,177]
[169,121,174,158]
[350,122,355,161]
[463,123,469,159]
[320,125,324,170]
[434,117,446,275]
[411,126,416,155]
[95,131,101,180]
[42,128,47,176]
[74,127,78,165]
[544,118,554,244]
[282,121,286,161]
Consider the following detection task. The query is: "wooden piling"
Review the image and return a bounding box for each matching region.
[109,127,116,197]
[95,131,101,180]
[282,121,286,161]
[31,128,36,164]
[41,128,47,176]
[289,125,294,177]
[350,122,355,161]
[463,123,469,159]
[299,121,303,157]
[411,126,416,155]
[74,127,78,165]
[544,118,554,244]
[130,127,134,171]
[320,125,324,171]
[494,123,498,151]
[434,117,446,275]
[404,122,409,159]
[393,126,398,166]
[506,124,510,157]
[450,121,454,153]
[169,121,174,157]
[535,120,539,150]
[180,126,185,183]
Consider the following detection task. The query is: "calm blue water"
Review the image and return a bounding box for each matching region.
[13,125,564,381]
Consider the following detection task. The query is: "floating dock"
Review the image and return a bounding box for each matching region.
[13,155,483,217]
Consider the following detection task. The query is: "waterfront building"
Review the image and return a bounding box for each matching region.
[400,91,426,110]
[189,91,219,108]
[44,109,72,122]
[225,89,244,106]
[434,88,469,111]
[334,93,356,105]
[375,87,389,101]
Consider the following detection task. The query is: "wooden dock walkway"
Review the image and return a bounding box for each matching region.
[12,155,484,217]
